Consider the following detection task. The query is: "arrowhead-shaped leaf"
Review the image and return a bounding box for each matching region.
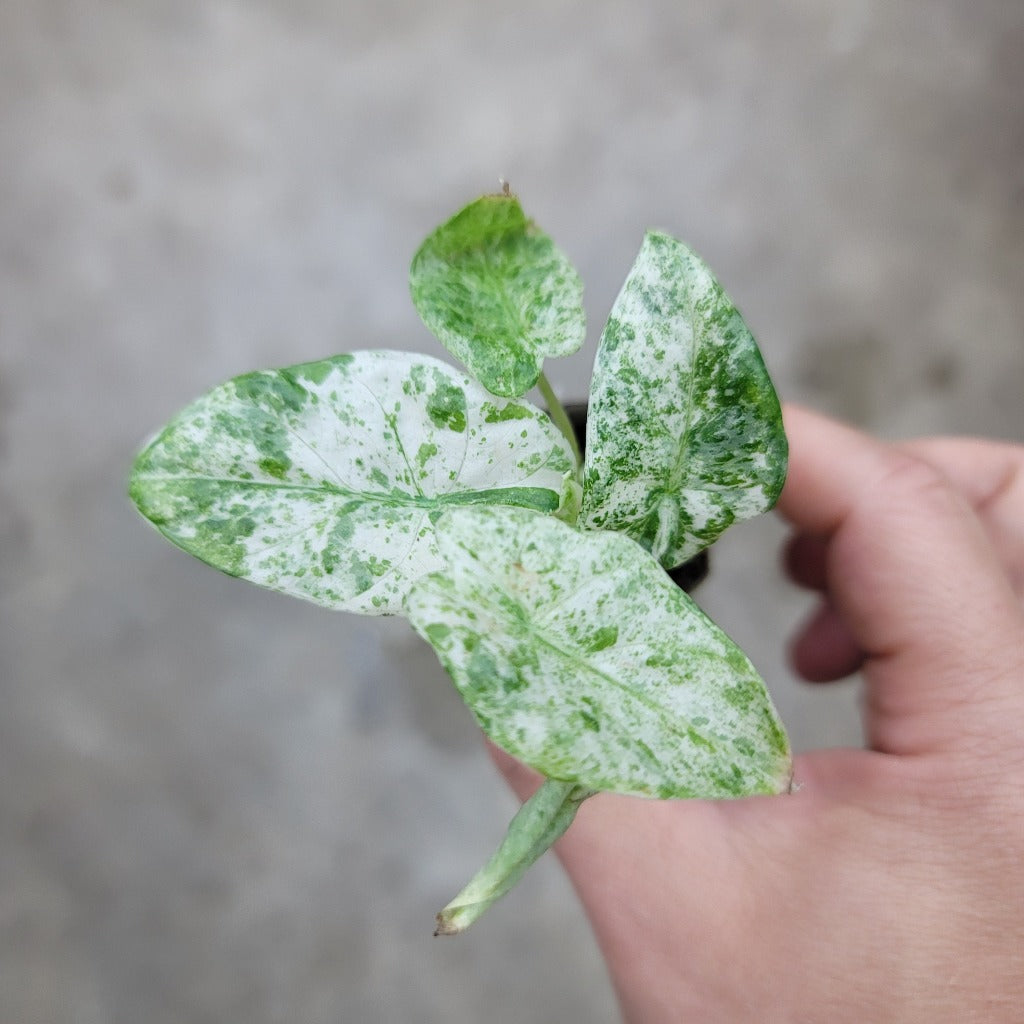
[130,351,575,615]
[406,507,792,799]
[410,194,585,397]
[580,232,787,567]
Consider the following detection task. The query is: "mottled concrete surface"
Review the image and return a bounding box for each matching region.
[2,2,1022,1021]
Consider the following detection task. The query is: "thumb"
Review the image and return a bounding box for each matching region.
[777,406,1024,755]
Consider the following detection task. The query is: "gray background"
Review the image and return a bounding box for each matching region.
[3,2,1022,1022]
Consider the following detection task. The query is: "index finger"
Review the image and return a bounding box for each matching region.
[776,404,1024,754]
[898,436,1024,594]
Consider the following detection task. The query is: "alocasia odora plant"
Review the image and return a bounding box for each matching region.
[130,190,791,934]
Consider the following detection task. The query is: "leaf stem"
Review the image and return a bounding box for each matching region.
[537,372,583,472]
[434,778,593,935]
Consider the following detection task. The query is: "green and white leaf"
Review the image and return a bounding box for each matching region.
[410,194,585,398]
[407,506,792,799]
[130,351,576,615]
[580,232,788,567]
[435,778,592,935]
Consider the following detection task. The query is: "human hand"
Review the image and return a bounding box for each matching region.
[491,405,1024,1022]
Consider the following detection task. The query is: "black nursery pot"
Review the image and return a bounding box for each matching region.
[564,403,710,594]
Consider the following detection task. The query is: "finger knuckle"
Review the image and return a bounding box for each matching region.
[873,452,961,519]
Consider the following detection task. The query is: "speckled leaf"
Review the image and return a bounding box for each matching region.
[130,351,576,615]
[580,232,787,567]
[406,507,792,799]
[409,194,585,398]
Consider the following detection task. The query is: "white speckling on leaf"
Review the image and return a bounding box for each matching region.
[580,232,787,568]
[410,195,585,398]
[130,351,576,615]
[406,507,792,799]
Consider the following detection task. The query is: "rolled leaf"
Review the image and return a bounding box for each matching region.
[130,351,575,615]
[410,194,585,398]
[406,506,792,799]
[580,232,787,567]
[435,778,592,935]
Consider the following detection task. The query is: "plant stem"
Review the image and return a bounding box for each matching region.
[537,372,583,472]
[434,778,594,935]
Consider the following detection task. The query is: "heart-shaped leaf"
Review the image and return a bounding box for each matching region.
[406,506,791,799]
[580,232,787,567]
[130,351,576,615]
[410,194,585,398]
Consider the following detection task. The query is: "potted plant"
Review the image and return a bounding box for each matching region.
[130,188,791,934]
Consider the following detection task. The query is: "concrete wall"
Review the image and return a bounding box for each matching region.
[3,3,1022,1021]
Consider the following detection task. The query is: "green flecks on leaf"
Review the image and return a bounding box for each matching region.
[583,625,618,653]
[234,370,309,414]
[482,401,534,424]
[298,355,350,386]
[257,456,290,480]
[424,622,451,646]
[406,507,792,799]
[580,231,788,568]
[426,378,467,432]
[409,194,586,398]
[416,441,439,468]
[130,351,575,615]
[578,696,602,732]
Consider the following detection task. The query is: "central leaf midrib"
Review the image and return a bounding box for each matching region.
[479,244,531,354]
[666,283,704,495]
[137,472,554,510]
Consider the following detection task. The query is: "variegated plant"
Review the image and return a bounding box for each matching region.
[130,191,791,935]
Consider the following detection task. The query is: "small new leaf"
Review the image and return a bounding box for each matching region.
[410,194,585,398]
[407,507,792,799]
[130,351,575,615]
[580,232,788,567]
